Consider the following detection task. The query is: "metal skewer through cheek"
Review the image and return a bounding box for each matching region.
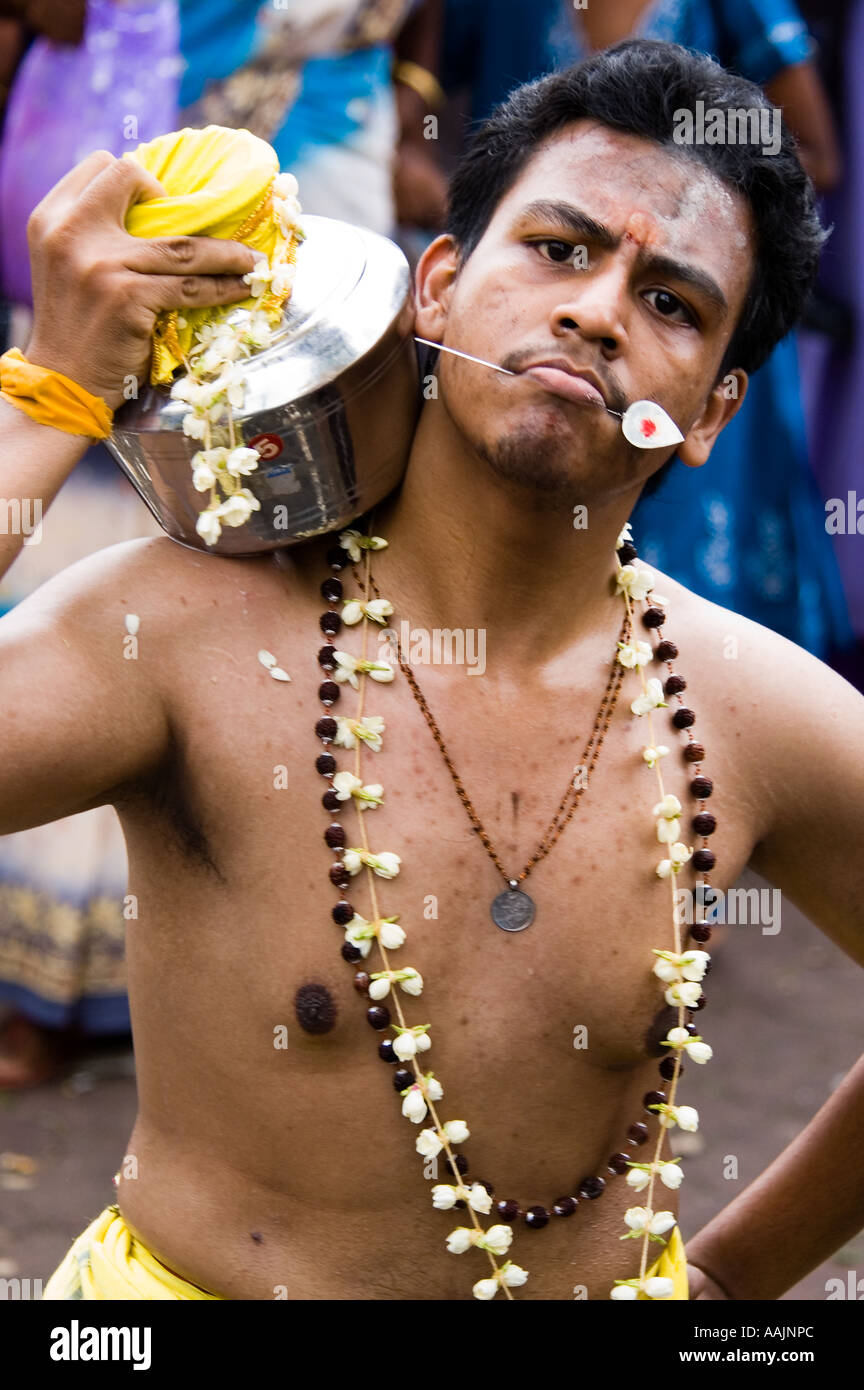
[413,335,624,418]
[413,336,686,449]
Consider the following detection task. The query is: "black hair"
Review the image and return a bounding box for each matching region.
[445,38,828,381]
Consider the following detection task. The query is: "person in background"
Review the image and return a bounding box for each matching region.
[179,0,447,238]
[441,0,853,664]
[0,0,171,1086]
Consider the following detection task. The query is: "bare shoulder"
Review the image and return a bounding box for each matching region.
[641,562,864,840]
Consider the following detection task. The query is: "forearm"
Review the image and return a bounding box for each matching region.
[686,1053,864,1299]
[0,396,89,580]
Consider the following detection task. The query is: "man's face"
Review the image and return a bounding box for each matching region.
[415,120,755,506]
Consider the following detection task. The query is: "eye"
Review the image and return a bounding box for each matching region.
[643,288,695,326]
[532,238,586,267]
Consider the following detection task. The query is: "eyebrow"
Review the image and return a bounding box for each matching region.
[514,199,729,319]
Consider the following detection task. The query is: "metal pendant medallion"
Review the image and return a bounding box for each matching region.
[491,888,535,932]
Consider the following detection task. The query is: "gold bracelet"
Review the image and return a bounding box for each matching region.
[0,348,113,438]
[392,59,445,111]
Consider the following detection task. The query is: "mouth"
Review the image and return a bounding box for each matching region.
[520,359,609,409]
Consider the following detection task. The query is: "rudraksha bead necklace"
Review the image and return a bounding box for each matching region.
[310,522,718,1300]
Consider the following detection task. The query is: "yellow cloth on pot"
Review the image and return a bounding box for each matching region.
[122,125,298,385]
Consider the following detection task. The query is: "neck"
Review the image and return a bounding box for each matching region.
[372,400,640,666]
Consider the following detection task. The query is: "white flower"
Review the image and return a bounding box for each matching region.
[616,522,633,548]
[472,1278,498,1301]
[617,640,653,669]
[271,262,296,296]
[392,1034,415,1061]
[655,842,693,878]
[273,172,299,199]
[443,1119,469,1144]
[124,613,139,636]
[644,1276,675,1299]
[240,312,275,350]
[331,770,384,809]
[226,446,260,477]
[625,1168,651,1192]
[631,678,667,716]
[642,744,670,768]
[369,967,420,999]
[468,1183,493,1214]
[378,917,405,947]
[653,794,682,819]
[658,1162,684,1189]
[243,258,273,297]
[655,1103,699,1132]
[216,489,261,527]
[402,1085,428,1124]
[446,1227,473,1254]
[415,1128,442,1158]
[332,770,361,799]
[611,1275,675,1300]
[623,1207,676,1237]
[663,1027,713,1064]
[656,817,681,844]
[333,716,385,752]
[342,598,394,627]
[338,528,389,562]
[664,980,703,1008]
[615,564,654,601]
[425,1076,443,1102]
[478,1225,513,1256]
[344,849,401,879]
[195,508,222,545]
[435,1183,491,1215]
[332,651,394,687]
[652,949,710,983]
[183,412,208,440]
[432,1184,461,1210]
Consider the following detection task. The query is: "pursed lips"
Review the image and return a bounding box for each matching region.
[520,359,609,408]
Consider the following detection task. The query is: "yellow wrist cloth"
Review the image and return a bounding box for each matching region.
[0,348,113,438]
[122,125,300,385]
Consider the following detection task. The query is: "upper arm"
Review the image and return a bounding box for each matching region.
[0,537,172,834]
[748,640,864,965]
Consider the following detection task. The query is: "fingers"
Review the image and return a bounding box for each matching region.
[124,234,259,281]
[143,271,256,313]
[72,154,167,228]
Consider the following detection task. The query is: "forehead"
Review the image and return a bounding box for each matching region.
[490,120,754,295]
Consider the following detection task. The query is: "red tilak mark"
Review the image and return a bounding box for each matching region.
[640,419,657,438]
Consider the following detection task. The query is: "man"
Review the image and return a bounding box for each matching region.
[3,39,863,1300]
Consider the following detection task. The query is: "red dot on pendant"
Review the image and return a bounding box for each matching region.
[641,418,657,437]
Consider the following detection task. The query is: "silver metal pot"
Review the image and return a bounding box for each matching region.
[106,214,420,555]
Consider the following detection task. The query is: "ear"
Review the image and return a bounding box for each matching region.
[677,369,748,468]
[413,233,461,341]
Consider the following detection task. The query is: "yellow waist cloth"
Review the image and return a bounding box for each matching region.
[43,1204,688,1301]
[42,1205,221,1301]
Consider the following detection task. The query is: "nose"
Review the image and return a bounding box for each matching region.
[549,258,629,355]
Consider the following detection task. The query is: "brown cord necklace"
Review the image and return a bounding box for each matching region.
[364,569,632,930]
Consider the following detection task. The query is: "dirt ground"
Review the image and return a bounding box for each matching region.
[1,867,862,1301]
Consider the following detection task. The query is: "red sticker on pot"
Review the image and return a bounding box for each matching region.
[248,432,284,460]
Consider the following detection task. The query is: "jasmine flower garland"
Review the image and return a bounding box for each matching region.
[309,519,718,1300]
